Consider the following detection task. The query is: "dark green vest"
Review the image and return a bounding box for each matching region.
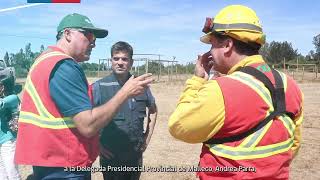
[92,73,148,153]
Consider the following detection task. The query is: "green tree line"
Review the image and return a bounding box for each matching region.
[3,34,320,78]
[3,43,45,77]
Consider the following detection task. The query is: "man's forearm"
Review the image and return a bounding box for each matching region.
[73,73,155,138]
[73,89,129,138]
[168,80,225,143]
[92,89,128,128]
[145,108,157,144]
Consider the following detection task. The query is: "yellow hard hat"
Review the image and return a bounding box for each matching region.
[200,5,266,45]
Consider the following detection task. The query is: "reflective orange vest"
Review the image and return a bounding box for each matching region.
[15,46,99,167]
[198,64,302,180]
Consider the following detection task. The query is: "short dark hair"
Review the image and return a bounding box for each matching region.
[111,41,133,60]
[212,32,261,56]
[56,31,63,41]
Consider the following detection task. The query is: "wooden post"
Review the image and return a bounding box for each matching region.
[302,66,305,81]
[292,71,294,79]
[168,61,170,81]
[98,59,101,77]
[137,59,140,76]
[316,66,318,79]
[313,65,315,73]
[167,62,170,81]
[313,65,315,79]
[295,57,299,79]
[291,65,294,79]
[173,56,177,81]
[158,55,161,81]
[175,62,178,81]
[171,61,174,81]
[145,58,149,73]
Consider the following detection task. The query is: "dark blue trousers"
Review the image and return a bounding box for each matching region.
[100,151,142,180]
[32,166,91,180]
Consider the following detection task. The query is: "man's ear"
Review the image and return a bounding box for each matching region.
[63,29,72,42]
[223,38,233,54]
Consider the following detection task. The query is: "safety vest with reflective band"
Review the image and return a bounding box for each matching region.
[198,64,300,180]
[15,46,99,167]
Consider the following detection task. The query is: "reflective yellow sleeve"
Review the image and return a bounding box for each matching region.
[291,93,304,158]
[168,76,225,143]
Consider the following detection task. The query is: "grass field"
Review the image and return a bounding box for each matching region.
[17,74,320,180]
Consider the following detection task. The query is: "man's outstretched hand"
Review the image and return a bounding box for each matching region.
[121,73,154,98]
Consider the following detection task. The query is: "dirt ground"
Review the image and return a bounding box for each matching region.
[17,75,320,180]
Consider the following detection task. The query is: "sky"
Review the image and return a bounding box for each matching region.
[0,0,319,65]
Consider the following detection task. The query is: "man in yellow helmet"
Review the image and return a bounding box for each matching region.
[168,5,303,179]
